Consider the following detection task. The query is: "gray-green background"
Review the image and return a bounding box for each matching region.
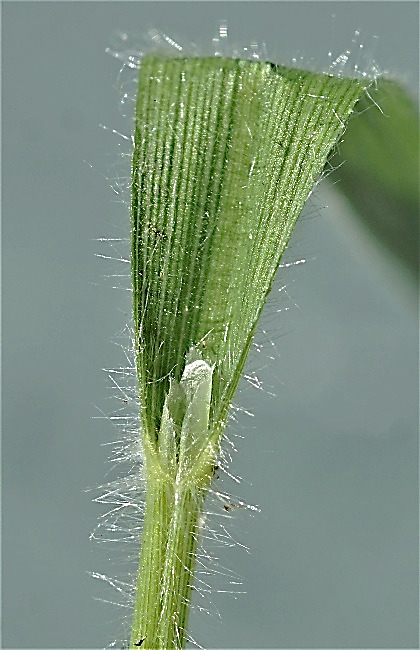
[2,2,418,648]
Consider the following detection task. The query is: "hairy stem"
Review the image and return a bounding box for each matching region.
[130,476,206,649]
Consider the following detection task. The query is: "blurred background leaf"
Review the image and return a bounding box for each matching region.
[329,79,419,285]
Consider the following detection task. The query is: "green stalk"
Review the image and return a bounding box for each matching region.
[130,479,206,648]
[129,53,369,649]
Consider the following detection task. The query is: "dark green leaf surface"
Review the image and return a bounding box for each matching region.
[132,54,368,453]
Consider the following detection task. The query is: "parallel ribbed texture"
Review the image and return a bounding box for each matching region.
[131,481,203,649]
[130,54,368,649]
[132,55,365,450]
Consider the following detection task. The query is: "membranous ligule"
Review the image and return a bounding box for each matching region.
[158,347,214,479]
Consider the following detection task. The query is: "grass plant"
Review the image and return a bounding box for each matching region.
[127,52,373,649]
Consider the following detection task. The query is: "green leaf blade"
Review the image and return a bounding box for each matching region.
[132,54,368,447]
